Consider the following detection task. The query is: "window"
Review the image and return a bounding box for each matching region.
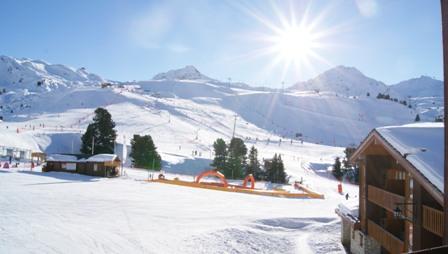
[94,164,98,171]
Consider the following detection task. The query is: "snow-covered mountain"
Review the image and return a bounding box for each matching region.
[389,76,443,121]
[0,55,104,91]
[289,65,388,97]
[153,65,214,81]
[0,55,422,158]
[390,76,442,98]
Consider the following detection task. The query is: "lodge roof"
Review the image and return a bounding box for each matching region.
[350,122,444,204]
[376,122,443,193]
[46,153,120,163]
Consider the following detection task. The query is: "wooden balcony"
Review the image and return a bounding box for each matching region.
[368,185,405,212]
[368,220,404,254]
[422,205,444,237]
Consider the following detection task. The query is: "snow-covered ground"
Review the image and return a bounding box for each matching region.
[0,166,358,254]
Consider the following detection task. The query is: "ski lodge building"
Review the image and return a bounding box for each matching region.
[43,153,121,177]
[336,123,445,254]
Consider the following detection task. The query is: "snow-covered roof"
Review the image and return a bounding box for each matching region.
[376,122,443,193]
[335,200,359,223]
[85,154,119,162]
[46,154,119,163]
[46,154,79,162]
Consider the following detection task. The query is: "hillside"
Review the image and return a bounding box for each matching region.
[390,75,443,98]
[0,55,104,90]
[0,56,419,156]
[389,76,443,121]
[289,65,388,97]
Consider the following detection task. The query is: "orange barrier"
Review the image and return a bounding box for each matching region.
[149,178,324,199]
[294,182,324,199]
[195,169,228,187]
[242,174,255,189]
[149,169,324,199]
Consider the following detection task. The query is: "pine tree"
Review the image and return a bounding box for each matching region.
[129,134,161,170]
[275,155,287,184]
[224,137,247,179]
[247,146,263,180]
[265,154,287,183]
[211,138,227,171]
[332,157,343,180]
[415,114,421,122]
[80,108,117,154]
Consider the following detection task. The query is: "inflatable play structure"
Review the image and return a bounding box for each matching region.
[150,169,324,199]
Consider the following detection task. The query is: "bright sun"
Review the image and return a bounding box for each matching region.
[273,26,316,63]
[235,1,335,83]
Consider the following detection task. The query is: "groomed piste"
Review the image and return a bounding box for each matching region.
[149,169,324,199]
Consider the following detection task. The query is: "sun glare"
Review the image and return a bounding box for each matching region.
[273,26,316,63]
[234,1,337,83]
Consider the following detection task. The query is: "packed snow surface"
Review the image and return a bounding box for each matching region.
[376,122,443,192]
[0,166,358,254]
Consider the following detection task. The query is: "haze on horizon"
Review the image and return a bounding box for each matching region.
[0,0,443,87]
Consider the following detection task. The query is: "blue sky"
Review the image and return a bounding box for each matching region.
[0,0,443,87]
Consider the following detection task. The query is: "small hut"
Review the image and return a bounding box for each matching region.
[44,153,120,177]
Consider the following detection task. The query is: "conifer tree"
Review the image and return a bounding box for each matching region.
[275,155,287,184]
[224,137,247,179]
[211,138,227,171]
[332,157,343,180]
[129,134,161,170]
[247,146,263,180]
[81,108,117,154]
[415,114,421,122]
[265,154,287,183]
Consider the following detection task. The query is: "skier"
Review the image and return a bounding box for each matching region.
[345,193,349,200]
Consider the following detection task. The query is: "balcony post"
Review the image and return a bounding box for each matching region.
[413,181,423,249]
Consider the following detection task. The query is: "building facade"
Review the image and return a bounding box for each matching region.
[338,123,444,254]
[44,153,121,177]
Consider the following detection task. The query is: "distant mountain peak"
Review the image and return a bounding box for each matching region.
[390,75,442,98]
[152,65,213,81]
[0,55,104,89]
[289,65,386,96]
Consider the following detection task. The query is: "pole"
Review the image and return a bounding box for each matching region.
[441,0,448,244]
[232,115,237,139]
[92,136,95,155]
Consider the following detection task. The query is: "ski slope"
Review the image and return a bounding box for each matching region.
[0,166,358,254]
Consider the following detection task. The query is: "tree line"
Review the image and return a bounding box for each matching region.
[79,107,287,184]
[212,137,287,184]
[80,107,161,170]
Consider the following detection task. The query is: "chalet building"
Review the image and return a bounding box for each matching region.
[337,123,444,254]
[43,154,121,177]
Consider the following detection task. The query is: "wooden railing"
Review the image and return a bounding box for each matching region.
[423,205,444,237]
[368,220,404,254]
[368,185,405,212]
